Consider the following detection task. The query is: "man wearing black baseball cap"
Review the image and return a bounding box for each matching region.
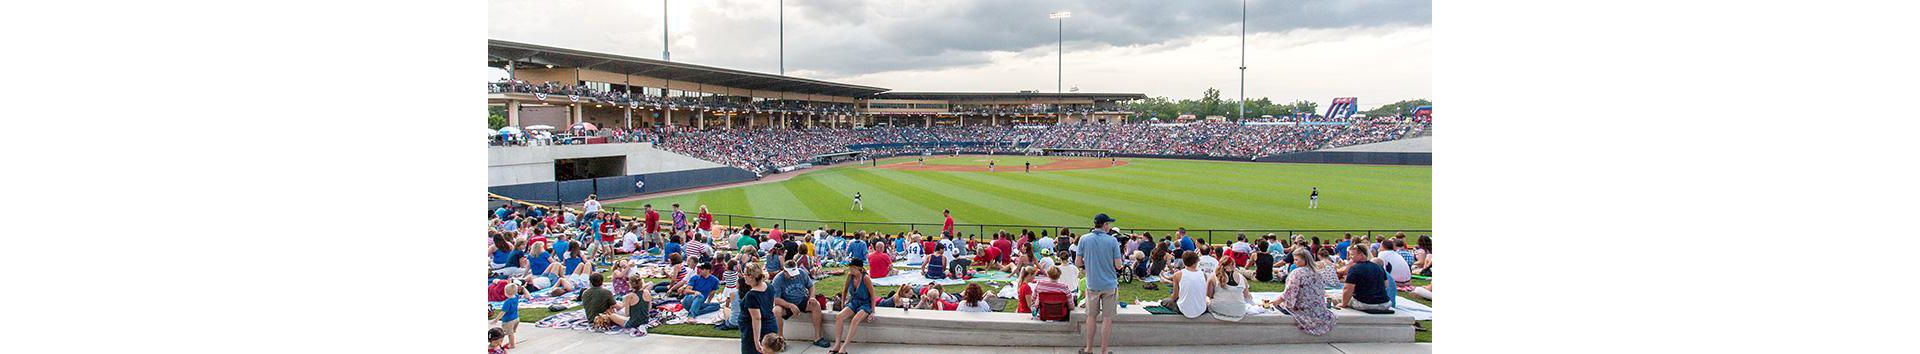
[1076,213,1125,354]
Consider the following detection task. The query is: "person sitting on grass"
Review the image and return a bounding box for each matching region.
[1315,247,1343,289]
[914,283,952,310]
[1339,246,1393,312]
[1159,251,1212,319]
[772,260,832,348]
[877,284,915,309]
[956,283,993,312]
[593,277,651,330]
[924,243,948,280]
[681,263,723,318]
[866,242,893,279]
[829,258,877,354]
[1377,239,1414,289]
[581,273,618,329]
[1014,266,1037,313]
[1279,248,1336,335]
[1411,235,1433,276]
[1208,257,1253,322]
[490,233,528,278]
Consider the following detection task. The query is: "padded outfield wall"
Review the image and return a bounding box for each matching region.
[487,143,759,202]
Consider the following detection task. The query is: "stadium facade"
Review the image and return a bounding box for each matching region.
[488,39,1143,131]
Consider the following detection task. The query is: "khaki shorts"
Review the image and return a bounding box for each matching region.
[1084,290,1118,319]
[501,319,519,333]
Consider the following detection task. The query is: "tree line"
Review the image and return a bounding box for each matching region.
[1125,88,1429,122]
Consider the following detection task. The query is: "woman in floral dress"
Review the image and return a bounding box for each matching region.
[1282,248,1337,335]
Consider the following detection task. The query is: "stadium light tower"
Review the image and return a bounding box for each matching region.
[1238,0,1246,121]
[779,0,785,75]
[1049,11,1071,94]
[662,0,671,61]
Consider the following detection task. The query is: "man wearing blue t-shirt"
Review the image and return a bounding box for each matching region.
[682,265,722,317]
[1076,213,1125,354]
[1335,234,1353,260]
[1176,228,1197,256]
[846,237,868,263]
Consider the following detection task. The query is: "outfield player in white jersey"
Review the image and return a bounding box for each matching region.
[1309,187,1319,209]
[851,192,863,211]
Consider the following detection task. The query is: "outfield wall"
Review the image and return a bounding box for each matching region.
[487,143,758,202]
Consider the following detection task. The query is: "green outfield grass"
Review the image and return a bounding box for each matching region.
[610,156,1429,237]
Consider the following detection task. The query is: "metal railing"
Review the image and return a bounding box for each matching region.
[590,205,1427,245]
[493,195,1429,245]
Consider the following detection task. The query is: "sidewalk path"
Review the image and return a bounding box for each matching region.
[509,327,1431,354]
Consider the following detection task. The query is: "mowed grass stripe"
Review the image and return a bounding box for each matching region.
[876,170,1086,226]
[805,169,942,226]
[962,171,1197,228]
[1044,168,1297,226]
[740,182,816,220]
[1101,162,1430,226]
[840,168,1027,227]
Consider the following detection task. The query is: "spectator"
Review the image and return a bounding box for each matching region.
[1340,246,1393,311]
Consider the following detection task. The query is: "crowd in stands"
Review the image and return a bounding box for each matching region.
[487,198,1431,353]
[641,120,1427,173]
[490,79,857,115]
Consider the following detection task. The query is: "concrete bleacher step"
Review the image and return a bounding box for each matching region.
[782,305,1414,347]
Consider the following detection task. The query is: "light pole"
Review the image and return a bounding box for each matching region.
[1049,11,1071,94]
[1238,0,1246,121]
[662,0,671,61]
[779,0,784,75]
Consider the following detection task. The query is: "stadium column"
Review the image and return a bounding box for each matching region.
[924,116,932,128]
[570,103,582,125]
[624,107,632,129]
[697,112,704,129]
[665,108,674,129]
[506,101,521,127]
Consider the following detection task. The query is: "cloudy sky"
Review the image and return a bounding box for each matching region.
[489,0,1429,107]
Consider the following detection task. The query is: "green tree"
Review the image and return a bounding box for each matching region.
[488,105,508,129]
[1199,88,1223,117]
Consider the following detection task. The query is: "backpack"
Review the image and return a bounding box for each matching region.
[1035,291,1071,322]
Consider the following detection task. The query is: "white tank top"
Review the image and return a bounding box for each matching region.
[1177,269,1209,318]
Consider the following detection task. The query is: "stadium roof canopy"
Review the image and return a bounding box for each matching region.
[872,92,1148,101]
[489,39,889,97]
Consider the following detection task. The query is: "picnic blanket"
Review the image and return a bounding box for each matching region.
[962,271,1016,284]
[490,288,582,310]
[531,310,659,337]
[1252,291,1432,320]
[871,272,966,286]
[1142,305,1180,315]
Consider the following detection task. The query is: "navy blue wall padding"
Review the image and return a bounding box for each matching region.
[1255,152,1431,165]
[488,183,556,203]
[488,166,758,203]
[594,176,638,200]
[558,179,595,203]
[636,167,757,194]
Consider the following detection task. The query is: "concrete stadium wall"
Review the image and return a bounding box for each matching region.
[488,142,725,187]
[488,142,754,202]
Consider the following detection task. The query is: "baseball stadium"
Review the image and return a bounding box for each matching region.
[485,6,1433,354]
